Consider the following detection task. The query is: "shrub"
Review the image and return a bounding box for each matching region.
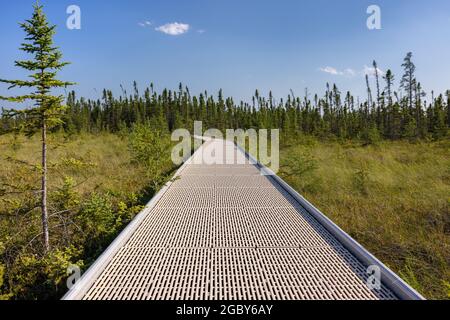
[7,246,83,300]
[52,176,80,212]
[77,193,115,240]
[129,123,173,188]
[353,164,371,196]
[280,149,319,193]
[360,126,381,146]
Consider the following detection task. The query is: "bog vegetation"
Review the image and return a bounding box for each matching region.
[0,4,449,300]
[278,137,449,299]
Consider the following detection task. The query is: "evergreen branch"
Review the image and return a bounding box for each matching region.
[0,95,38,102]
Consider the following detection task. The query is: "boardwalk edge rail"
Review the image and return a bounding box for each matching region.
[234,142,425,301]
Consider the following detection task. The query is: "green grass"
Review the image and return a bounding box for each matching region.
[0,132,148,199]
[278,137,450,299]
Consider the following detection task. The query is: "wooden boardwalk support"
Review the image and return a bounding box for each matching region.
[63,139,424,300]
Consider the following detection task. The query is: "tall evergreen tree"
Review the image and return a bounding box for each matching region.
[365,74,373,108]
[0,3,73,252]
[383,70,395,106]
[373,60,381,108]
[400,52,416,111]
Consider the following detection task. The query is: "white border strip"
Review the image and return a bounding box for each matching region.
[62,139,205,300]
[234,142,425,301]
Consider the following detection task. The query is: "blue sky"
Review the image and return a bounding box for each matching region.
[1,0,450,104]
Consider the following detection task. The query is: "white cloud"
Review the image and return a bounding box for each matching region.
[197,29,206,34]
[156,22,190,35]
[319,66,384,78]
[363,65,385,77]
[319,66,343,75]
[138,21,152,27]
[318,66,357,76]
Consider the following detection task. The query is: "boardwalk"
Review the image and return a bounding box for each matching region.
[63,139,423,300]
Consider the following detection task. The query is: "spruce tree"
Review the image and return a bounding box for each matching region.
[0,3,73,252]
[373,60,381,108]
[365,74,373,108]
[400,52,416,111]
[383,70,395,106]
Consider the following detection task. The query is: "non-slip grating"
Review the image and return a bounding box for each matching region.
[82,139,398,300]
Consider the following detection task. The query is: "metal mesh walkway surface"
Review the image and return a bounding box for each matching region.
[64,139,424,300]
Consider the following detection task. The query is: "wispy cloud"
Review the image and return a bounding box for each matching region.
[197,29,206,34]
[138,21,152,27]
[319,66,343,75]
[155,22,190,35]
[319,66,383,78]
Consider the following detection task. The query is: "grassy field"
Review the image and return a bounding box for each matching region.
[0,132,153,219]
[278,137,450,299]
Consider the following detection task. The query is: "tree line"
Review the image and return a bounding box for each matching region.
[4,53,447,143]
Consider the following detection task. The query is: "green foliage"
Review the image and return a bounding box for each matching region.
[280,149,319,193]
[43,246,84,291]
[8,246,83,300]
[280,149,318,178]
[353,164,371,196]
[115,201,143,230]
[0,3,73,135]
[77,193,115,239]
[360,126,381,146]
[0,2,74,253]
[8,53,441,144]
[42,72,449,144]
[400,52,419,111]
[129,123,173,187]
[59,157,97,170]
[403,115,418,141]
[52,176,80,211]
